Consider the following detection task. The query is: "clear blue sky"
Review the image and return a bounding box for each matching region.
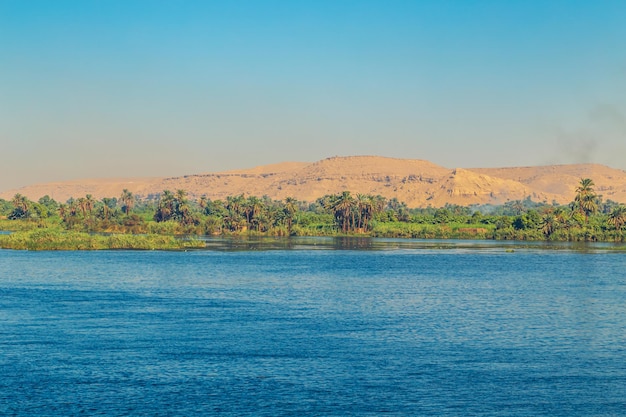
[1,0,625,192]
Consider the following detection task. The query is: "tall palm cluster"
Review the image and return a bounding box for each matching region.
[154,190,197,225]
[537,178,626,239]
[322,191,386,232]
[8,193,30,219]
[58,193,125,228]
[202,194,299,234]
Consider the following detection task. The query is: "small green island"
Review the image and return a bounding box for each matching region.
[1,178,625,250]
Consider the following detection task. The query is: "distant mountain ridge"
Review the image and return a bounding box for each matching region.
[3,156,626,207]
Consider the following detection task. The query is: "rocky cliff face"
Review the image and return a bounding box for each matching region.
[3,156,626,207]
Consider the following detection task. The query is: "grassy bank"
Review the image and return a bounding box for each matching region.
[0,229,205,251]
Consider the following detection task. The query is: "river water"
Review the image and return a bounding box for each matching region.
[1,239,625,416]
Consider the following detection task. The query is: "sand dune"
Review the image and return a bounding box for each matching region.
[3,156,626,207]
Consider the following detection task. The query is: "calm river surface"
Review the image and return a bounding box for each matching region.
[1,239,626,416]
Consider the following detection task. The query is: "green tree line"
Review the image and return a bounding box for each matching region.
[2,179,626,242]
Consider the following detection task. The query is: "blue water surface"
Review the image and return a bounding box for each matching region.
[1,241,625,416]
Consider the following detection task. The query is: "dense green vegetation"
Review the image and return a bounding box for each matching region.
[0,228,204,251]
[1,179,626,250]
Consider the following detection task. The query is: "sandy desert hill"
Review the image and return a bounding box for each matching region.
[3,156,626,207]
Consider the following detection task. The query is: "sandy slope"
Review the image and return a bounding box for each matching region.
[2,156,626,207]
[471,164,626,204]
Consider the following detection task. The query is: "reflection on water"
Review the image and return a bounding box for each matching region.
[1,229,624,252]
[199,236,626,252]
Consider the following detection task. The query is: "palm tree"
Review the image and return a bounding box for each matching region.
[387,197,410,222]
[76,197,88,218]
[120,189,134,215]
[573,178,598,223]
[366,195,387,222]
[175,190,197,226]
[100,197,115,220]
[282,197,298,234]
[85,194,95,217]
[252,211,271,232]
[329,191,356,232]
[244,196,264,229]
[67,198,78,217]
[356,194,375,232]
[226,194,245,217]
[175,189,187,202]
[607,205,626,234]
[58,203,68,220]
[9,193,30,219]
[540,213,558,238]
[576,178,595,194]
[11,193,29,212]
[154,190,175,222]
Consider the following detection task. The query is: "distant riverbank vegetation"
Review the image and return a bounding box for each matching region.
[1,178,626,249]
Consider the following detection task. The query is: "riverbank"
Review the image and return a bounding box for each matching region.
[3,229,626,252]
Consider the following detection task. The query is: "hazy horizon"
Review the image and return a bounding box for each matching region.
[2,1,625,192]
